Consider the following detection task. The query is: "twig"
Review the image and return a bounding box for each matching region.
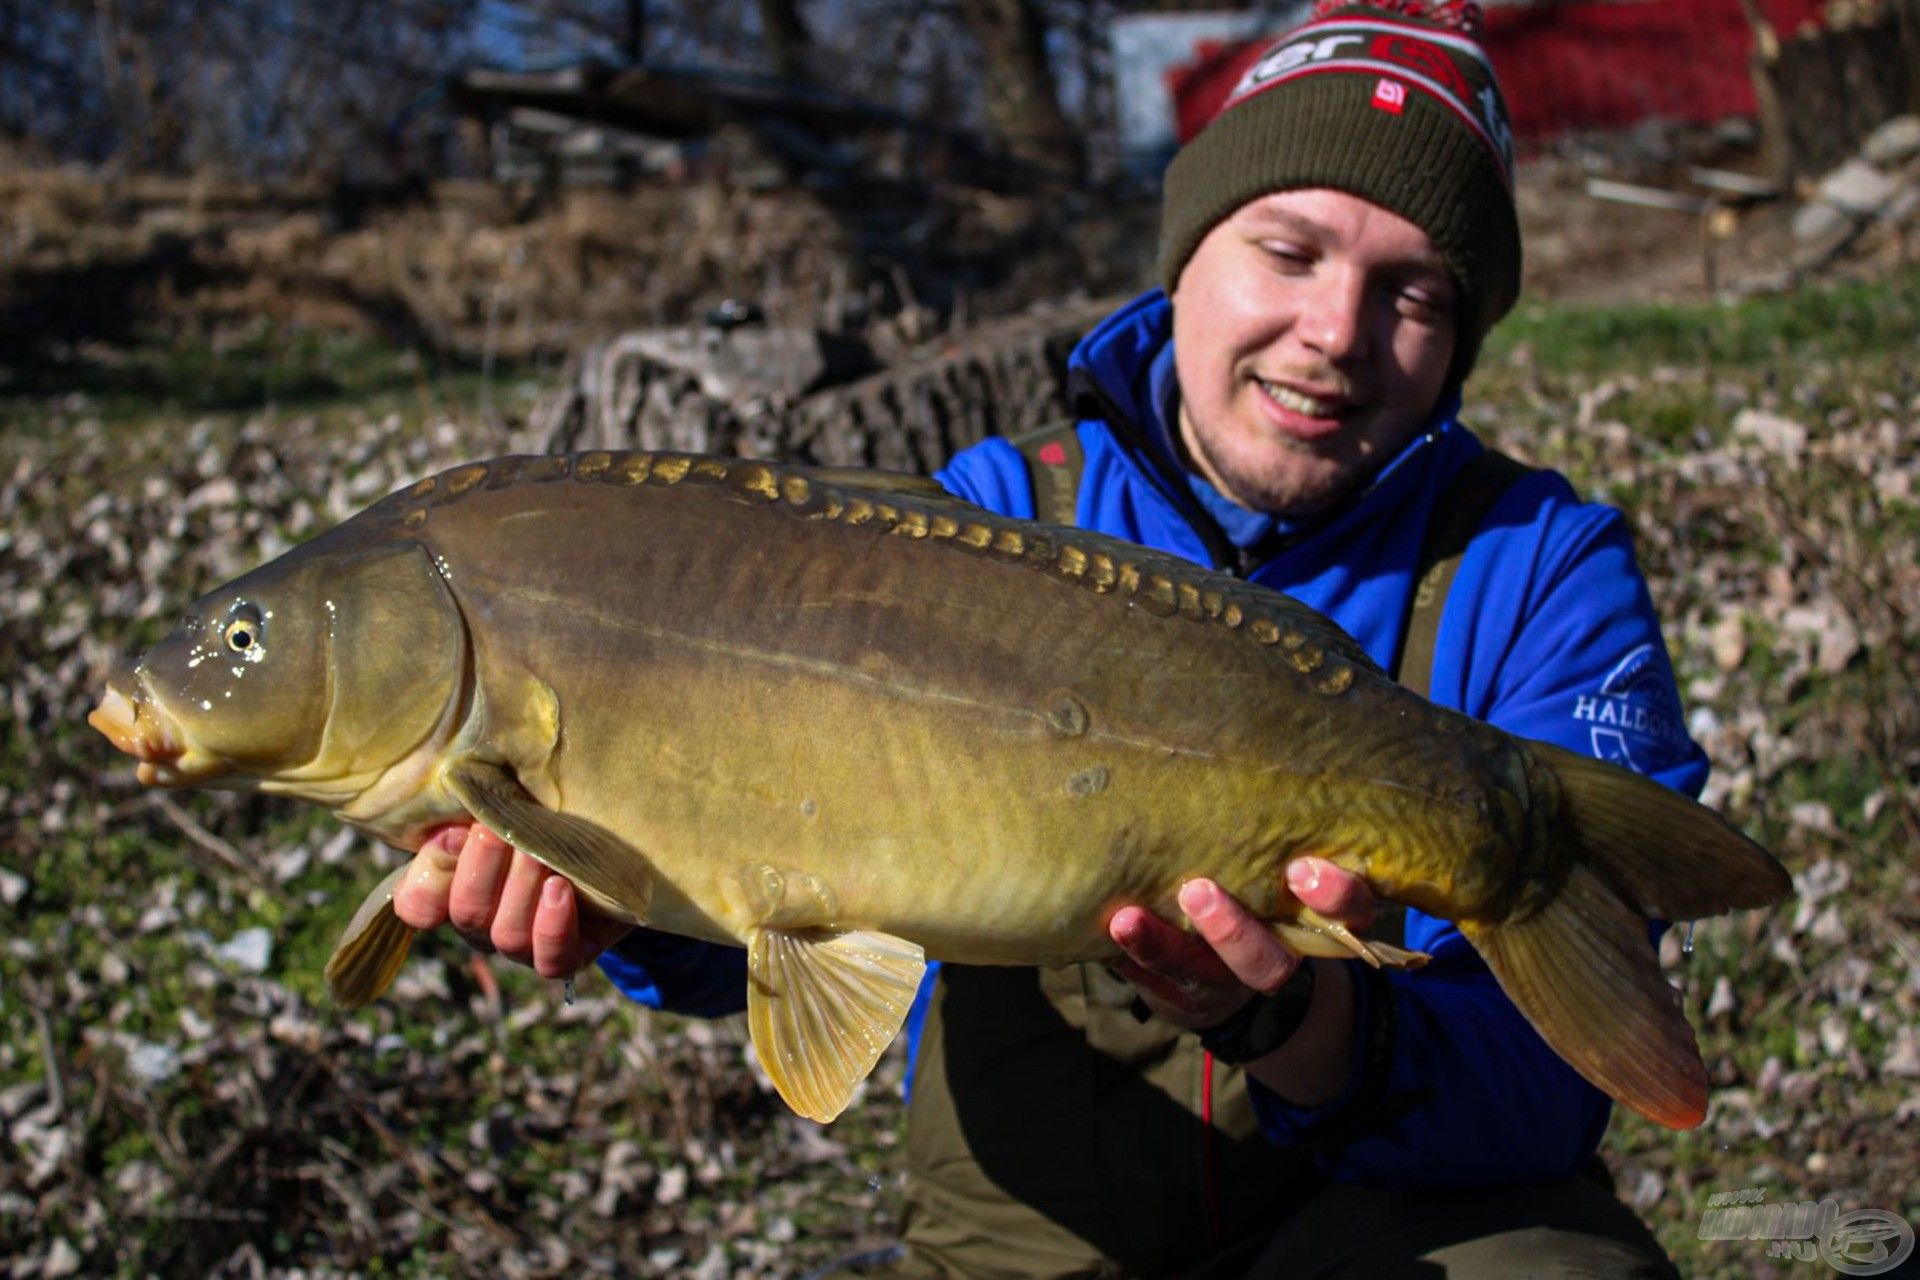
[479,281,505,431]
[1791,213,1875,281]
[322,1058,527,1248]
[28,1001,66,1118]
[1584,178,1712,215]
[1869,906,1920,971]
[1686,167,1785,200]
[1760,476,1913,637]
[1850,722,1920,853]
[147,793,281,895]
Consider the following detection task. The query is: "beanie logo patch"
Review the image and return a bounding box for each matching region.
[1372,78,1407,114]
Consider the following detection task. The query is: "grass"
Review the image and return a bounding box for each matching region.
[1487,266,1920,375]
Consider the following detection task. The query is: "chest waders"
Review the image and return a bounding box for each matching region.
[898,423,1531,1278]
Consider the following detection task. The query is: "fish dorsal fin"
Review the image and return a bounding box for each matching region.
[325,862,417,1009]
[444,758,653,925]
[799,467,958,502]
[747,926,925,1124]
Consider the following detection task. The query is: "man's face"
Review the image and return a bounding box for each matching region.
[1171,187,1459,517]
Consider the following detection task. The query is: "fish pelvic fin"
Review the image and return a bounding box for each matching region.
[325,863,417,1009]
[445,758,652,924]
[1463,863,1707,1129]
[1532,741,1793,918]
[1273,911,1429,970]
[746,926,925,1124]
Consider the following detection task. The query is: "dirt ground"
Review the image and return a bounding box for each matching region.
[2,126,1905,379]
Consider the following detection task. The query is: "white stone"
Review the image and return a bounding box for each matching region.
[1861,114,1920,166]
[42,1239,82,1279]
[215,926,272,974]
[688,1244,729,1280]
[1710,613,1747,671]
[1809,903,1850,945]
[1732,408,1808,457]
[1819,1014,1850,1059]
[125,1040,179,1085]
[1792,199,1850,243]
[1790,800,1836,834]
[1817,158,1901,215]
[1885,1026,1920,1077]
[1885,183,1920,226]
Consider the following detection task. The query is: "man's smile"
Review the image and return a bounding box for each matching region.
[1255,377,1352,420]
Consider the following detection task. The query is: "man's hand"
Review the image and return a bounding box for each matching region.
[391,823,634,979]
[1107,856,1374,1029]
[1107,857,1374,1105]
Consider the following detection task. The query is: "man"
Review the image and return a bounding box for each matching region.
[394,2,1701,1273]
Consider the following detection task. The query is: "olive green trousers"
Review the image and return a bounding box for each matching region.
[885,1171,1678,1279]
[1185,1173,1679,1279]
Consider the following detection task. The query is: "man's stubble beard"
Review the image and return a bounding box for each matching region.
[1178,402,1354,520]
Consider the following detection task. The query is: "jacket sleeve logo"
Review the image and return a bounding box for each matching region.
[1570,643,1691,773]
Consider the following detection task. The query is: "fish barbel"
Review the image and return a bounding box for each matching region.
[88,450,1790,1127]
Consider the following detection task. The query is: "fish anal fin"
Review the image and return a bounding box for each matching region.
[325,863,417,1009]
[747,926,925,1124]
[445,758,652,924]
[1465,863,1708,1130]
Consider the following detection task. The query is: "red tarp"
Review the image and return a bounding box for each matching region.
[1168,0,1829,144]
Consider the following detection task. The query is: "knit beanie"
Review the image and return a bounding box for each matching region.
[1158,0,1521,383]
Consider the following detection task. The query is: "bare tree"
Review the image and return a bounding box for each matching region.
[756,0,812,83]
[960,0,1081,177]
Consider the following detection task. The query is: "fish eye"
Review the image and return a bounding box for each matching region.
[224,606,264,654]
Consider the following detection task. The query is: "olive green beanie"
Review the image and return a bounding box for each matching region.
[1158,0,1521,381]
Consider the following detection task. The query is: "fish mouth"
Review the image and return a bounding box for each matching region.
[88,680,226,787]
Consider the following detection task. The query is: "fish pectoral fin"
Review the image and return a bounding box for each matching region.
[746,926,925,1124]
[445,758,651,924]
[325,863,417,1009]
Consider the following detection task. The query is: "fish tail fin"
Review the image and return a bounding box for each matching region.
[1535,741,1792,919]
[1464,743,1791,1131]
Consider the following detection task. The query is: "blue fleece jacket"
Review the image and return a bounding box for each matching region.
[598,290,1708,1187]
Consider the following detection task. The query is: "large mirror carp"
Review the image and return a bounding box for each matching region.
[90,450,1791,1128]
